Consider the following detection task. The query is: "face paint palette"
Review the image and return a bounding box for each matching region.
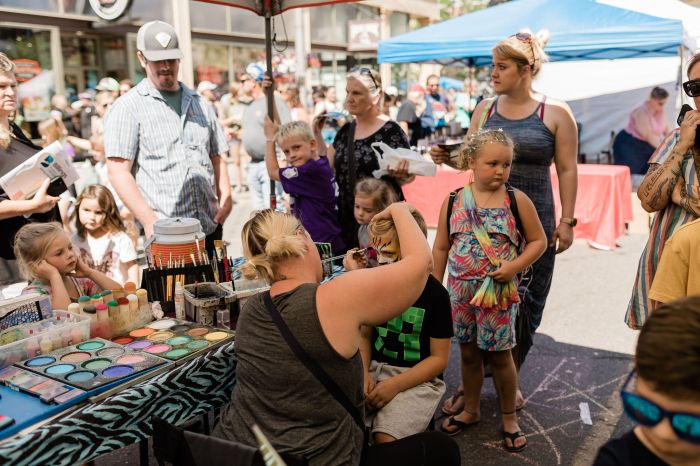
[112,318,234,361]
[17,338,169,395]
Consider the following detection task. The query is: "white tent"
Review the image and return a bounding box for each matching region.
[533,0,700,158]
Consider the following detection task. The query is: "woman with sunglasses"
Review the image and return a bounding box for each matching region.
[430,30,578,423]
[626,55,700,331]
[594,296,700,466]
[0,52,60,282]
[313,67,412,251]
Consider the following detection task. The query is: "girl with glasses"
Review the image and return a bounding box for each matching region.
[431,28,579,415]
[627,54,700,330]
[594,296,700,465]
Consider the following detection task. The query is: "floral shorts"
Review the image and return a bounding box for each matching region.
[452,303,517,351]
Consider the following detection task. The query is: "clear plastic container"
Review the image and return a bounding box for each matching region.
[183,282,235,327]
[0,310,91,368]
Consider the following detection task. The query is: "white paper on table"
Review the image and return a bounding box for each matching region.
[371,142,437,178]
[579,402,593,425]
[0,141,79,200]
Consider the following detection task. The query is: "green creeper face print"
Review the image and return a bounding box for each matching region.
[373,306,425,362]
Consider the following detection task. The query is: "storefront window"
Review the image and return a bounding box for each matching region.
[0,0,57,10]
[192,40,229,86]
[62,36,98,68]
[191,2,227,31]
[310,6,335,43]
[390,12,409,37]
[64,0,96,15]
[103,37,128,80]
[230,8,264,35]
[127,0,172,24]
[0,26,54,122]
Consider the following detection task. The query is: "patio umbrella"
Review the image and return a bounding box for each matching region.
[195,0,362,209]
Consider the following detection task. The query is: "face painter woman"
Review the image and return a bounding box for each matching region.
[0,52,60,282]
[212,203,460,466]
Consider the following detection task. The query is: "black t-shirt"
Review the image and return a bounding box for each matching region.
[594,431,668,466]
[0,123,59,260]
[371,275,453,368]
[396,101,424,147]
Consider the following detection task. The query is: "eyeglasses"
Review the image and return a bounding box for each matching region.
[513,32,537,68]
[350,67,380,90]
[683,79,700,97]
[620,370,700,444]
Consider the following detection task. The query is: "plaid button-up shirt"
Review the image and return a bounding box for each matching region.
[103,78,228,235]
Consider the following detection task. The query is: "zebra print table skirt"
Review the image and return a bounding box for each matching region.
[0,341,236,466]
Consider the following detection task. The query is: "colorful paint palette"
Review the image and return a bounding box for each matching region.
[112,318,233,361]
[18,338,169,395]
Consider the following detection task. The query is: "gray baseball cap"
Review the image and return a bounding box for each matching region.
[136,20,184,61]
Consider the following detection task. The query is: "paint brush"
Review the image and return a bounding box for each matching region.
[321,247,373,264]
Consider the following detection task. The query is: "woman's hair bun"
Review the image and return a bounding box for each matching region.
[535,29,550,49]
[264,234,305,259]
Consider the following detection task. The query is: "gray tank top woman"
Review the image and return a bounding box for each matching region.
[213,283,365,466]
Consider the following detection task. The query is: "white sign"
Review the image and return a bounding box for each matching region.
[348,19,381,52]
[89,0,132,21]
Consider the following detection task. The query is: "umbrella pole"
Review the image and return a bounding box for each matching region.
[265,8,277,210]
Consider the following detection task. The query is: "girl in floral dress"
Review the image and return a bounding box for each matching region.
[432,129,547,452]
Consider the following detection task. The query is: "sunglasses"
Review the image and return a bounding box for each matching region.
[620,371,700,444]
[683,79,700,97]
[350,67,380,90]
[513,32,537,67]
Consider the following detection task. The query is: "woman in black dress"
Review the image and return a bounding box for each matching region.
[313,67,412,250]
[0,53,60,282]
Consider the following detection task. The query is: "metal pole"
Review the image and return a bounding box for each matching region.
[265,6,277,210]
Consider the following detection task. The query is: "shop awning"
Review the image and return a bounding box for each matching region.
[378,0,684,65]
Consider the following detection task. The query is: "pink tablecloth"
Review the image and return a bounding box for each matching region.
[403,164,633,250]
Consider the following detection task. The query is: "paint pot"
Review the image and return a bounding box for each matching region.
[82,358,112,371]
[116,354,146,365]
[148,319,177,330]
[112,337,134,345]
[77,341,105,351]
[61,352,91,363]
[186,340,209,350]
[147,331,174,342]
[126,340,152,350]
[186,328,208,337]
[144,344,171,354]
[97,347,125,358]
[204,331,229,342]
[163,348,190,359]
[46,364,75,375]
[26,356,56,367]
[165,336,191,346]
[170,325,191,332]
[102,365,134,378]
[66,370,96,382]
[129,328,154,338]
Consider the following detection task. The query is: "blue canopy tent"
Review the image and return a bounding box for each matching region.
[378,0,684,65]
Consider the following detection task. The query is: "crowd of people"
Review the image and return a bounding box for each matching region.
[0,15,699,466]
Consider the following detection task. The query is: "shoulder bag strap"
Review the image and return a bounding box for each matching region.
[477,98,495,132]
[346,121,358,193]
[506,183,524,248]
[262,292,365,433]
[445,187,463,243]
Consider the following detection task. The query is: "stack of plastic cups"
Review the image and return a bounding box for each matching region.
[107,300,120,336]
[95,304,111,339]
[78,296,91,313]
[126,294,138,332]
[112,287,125,300]
[124,282,137,296]
[117,298,130,336]
[67,303,80,317]
[90,294,104,306]
[135,289,149,326]
[101,289,113,303]
[83,305,98,338]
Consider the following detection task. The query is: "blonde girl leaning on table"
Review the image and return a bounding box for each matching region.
[626,53,700,328]
[431,29,578,414]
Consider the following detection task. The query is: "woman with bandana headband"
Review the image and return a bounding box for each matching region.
[430,29,579,414]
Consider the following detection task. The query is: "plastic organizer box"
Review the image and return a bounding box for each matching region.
[0,310,91,369]
[183,282,235,327]
[220,278,269,311]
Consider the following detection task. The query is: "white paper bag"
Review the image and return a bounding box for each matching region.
[370,142,437,178]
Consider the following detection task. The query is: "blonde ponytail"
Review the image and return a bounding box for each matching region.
[239,210,307,283]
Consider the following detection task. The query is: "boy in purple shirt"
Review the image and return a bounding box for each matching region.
[264,117,345,253]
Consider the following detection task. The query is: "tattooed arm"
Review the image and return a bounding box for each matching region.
[672,175,700,217]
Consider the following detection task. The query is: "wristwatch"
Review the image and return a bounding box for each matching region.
[560,217,577,227]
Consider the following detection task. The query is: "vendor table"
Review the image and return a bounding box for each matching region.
[0,341,236,466]
[403,164,633,250]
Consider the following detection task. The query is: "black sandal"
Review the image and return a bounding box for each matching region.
[502,430,527,452]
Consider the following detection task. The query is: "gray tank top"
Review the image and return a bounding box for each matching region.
[213,283,365,466]
[483,97,557,235]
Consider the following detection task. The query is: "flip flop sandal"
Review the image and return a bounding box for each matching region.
[440,415,479,436]
[441,390,465,416]
[503,430,528,453]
